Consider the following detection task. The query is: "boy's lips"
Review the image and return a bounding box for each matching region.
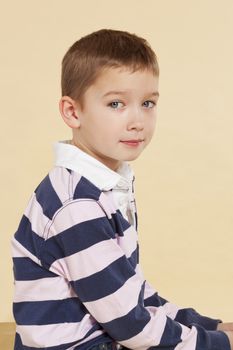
[120,139,144,146]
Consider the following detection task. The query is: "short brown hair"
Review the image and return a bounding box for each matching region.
[61,28,159,110]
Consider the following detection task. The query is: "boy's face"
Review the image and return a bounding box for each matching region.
[73,67,159,171]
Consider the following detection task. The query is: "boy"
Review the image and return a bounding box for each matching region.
[12,28,233,350]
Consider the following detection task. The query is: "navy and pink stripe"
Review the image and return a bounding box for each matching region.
[12,166,230,349]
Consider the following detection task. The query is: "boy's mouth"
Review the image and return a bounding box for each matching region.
[120,139,144,146]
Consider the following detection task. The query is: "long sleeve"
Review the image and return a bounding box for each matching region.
[40,199,230,350]
[143,279,222,331]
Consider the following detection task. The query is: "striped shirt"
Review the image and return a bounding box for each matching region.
[12,141,230,350]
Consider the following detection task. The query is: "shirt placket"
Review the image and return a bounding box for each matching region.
[113,179,136,228]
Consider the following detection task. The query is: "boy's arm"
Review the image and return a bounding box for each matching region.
[143,278,222,331]
[41,199,231,350]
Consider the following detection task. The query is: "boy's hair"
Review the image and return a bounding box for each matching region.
[61,28,159,110]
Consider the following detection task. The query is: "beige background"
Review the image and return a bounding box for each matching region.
[0,0,232,322]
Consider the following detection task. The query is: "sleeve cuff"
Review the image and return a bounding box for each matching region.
[195,325,231,350]
[175,308,222,330]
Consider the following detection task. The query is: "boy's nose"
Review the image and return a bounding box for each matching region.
[128,120,144,131]
[128,109,144,131]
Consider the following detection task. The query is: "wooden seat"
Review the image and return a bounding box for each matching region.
[0,323,15,350]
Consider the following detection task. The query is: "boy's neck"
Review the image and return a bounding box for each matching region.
[69,138,123,173]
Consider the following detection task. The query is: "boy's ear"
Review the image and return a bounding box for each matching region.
[59,96,81,129]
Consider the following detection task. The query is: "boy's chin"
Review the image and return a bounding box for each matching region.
[124,153,141,161]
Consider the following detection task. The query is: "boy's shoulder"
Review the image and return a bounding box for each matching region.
[34,166,103,220]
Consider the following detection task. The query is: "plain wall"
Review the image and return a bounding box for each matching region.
[0,0,232,322]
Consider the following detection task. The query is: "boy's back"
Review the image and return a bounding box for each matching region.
[12,142,140,349]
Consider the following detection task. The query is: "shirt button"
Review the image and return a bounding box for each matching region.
[117,179,127,188]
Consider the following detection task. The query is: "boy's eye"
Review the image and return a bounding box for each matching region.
[108,101,124,109]
[143,100,156,108]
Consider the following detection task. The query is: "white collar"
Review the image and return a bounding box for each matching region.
[53,140,135,191]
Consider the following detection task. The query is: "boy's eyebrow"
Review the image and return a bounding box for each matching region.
[102,90,160,98]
